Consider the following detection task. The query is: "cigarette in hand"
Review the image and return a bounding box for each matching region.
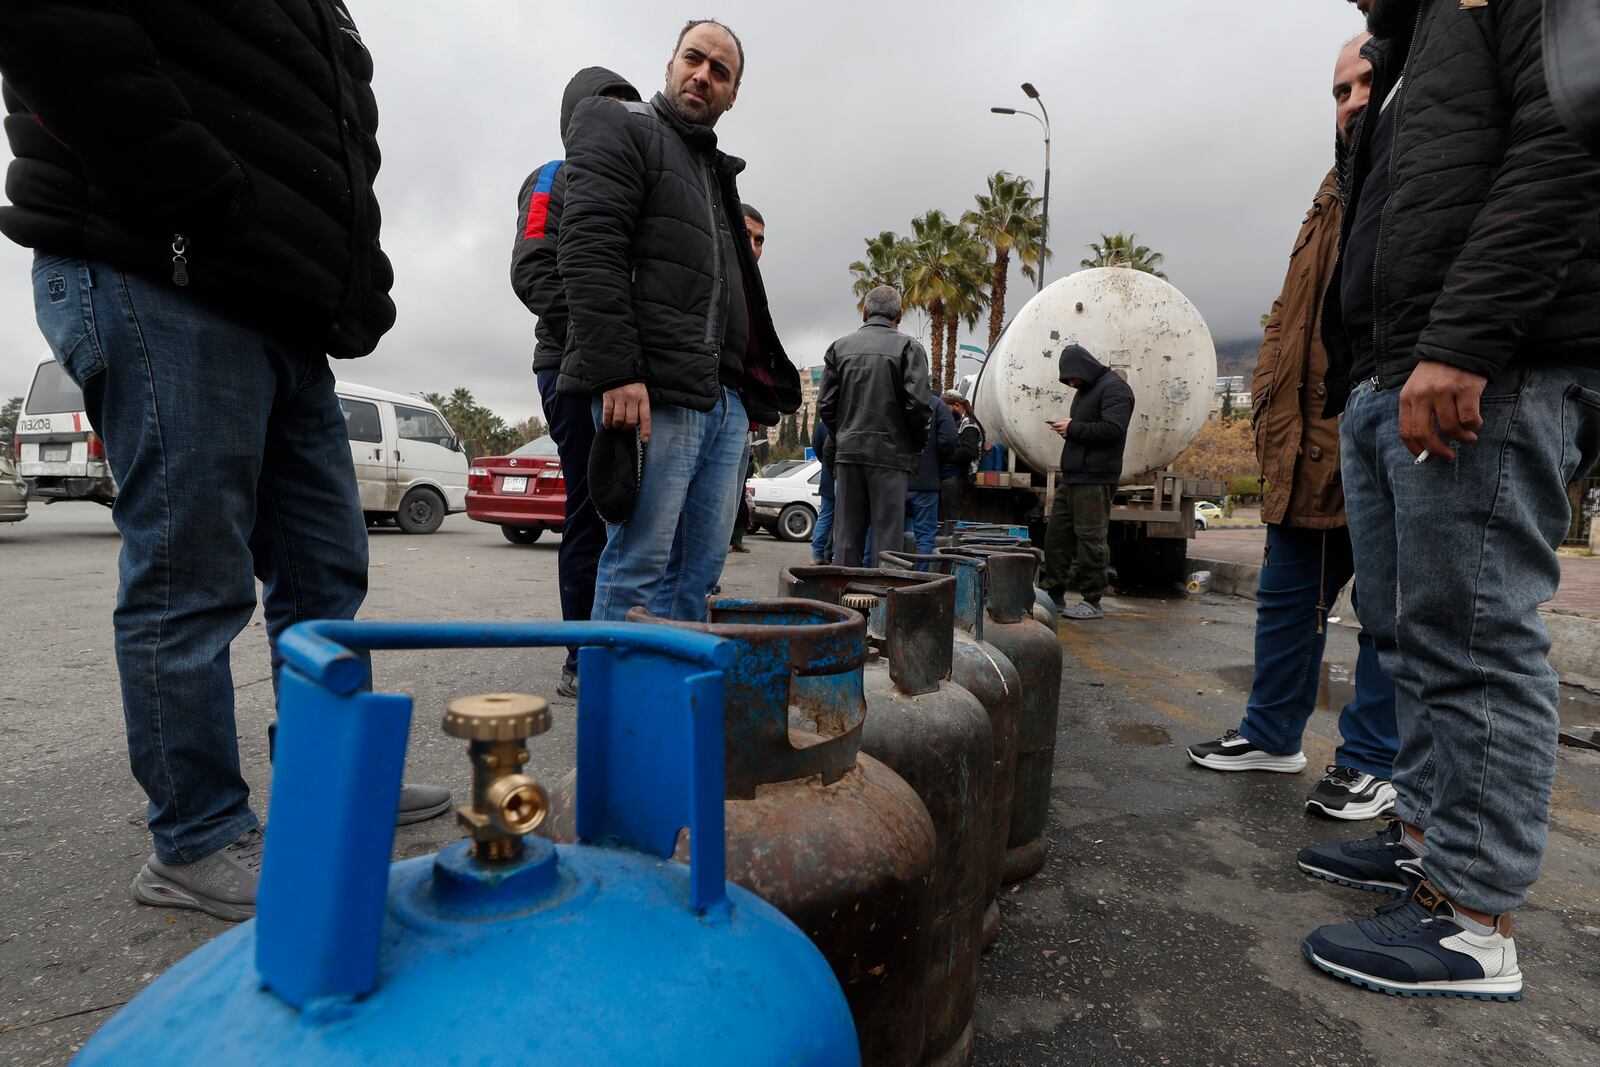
[1414,450,1431,466]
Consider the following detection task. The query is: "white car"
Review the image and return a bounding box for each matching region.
[335,381,470,534]
[750,459,822,542]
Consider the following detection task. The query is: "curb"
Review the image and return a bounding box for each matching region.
[1188,556,1600,692]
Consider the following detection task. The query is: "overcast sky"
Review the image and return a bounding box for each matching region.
[0,0,1363,423]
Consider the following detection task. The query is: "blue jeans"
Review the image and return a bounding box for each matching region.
[32,255,368,866]
[813,490,835,562]
[590,389,748,623]
[1342,366,1600,914]
[1238,524,1397,779]
[536,370,605,674]
[908,489,939,552]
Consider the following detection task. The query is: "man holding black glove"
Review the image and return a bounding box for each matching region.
[555,20,800,623]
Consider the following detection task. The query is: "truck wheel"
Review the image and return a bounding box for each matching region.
[776,504,816,542]
[501,525,542,545]
[396,487,446,535]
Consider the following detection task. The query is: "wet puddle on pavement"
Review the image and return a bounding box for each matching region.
[1109,723,1173,747]
[1216,663,1355,711]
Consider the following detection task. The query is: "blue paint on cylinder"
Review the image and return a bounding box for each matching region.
[75,620,859,1066]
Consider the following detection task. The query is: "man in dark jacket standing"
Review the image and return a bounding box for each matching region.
[1187,33,1400,823]
[0,0,448,923]
[811,418,835,563]
[817,285,932,568]
[1297,0,1600,1002]
[557,20,799,623]
[939,391,985,525]
[1041,345,1135,620]
[907,396,958,554]
[510,66,640,697]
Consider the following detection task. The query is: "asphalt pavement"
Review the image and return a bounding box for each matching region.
[2,505,1598,1065]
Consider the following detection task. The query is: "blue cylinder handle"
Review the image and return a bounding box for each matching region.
[260,620,735,1013]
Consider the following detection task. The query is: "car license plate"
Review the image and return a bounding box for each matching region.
[41,445,70,462]
[501,476,528,494]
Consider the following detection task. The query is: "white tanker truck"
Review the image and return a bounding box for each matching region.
[967,267,1224,588]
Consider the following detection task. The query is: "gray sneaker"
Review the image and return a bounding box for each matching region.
[556,668,579,700]
[397,782,452,825]
[133,826,264,922]
[1062,599,1104,620]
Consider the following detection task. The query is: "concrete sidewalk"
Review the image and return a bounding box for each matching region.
[1189,527,1600,689]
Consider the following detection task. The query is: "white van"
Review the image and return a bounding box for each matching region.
[14,357,116,505]
[334,381,469,534]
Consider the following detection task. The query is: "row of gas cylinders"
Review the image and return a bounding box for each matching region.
[76,545,1063,1067]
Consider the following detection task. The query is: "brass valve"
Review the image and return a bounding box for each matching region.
[442,693,552,863]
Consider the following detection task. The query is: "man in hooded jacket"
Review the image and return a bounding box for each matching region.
[1041,344,1135,620]
[510,66,640,698]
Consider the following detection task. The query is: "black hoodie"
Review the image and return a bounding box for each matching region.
[1056,344,1135,486]
[510,67,639,373]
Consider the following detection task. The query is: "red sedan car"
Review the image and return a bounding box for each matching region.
[467,436,565,544]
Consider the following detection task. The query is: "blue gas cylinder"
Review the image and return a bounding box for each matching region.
[75,621,859,1066]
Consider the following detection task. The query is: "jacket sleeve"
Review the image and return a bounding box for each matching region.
[901,341,933,452]
[811,419,832,473]
[934,402,958,465]
[951,424,983,467]
[0,1,247,227]
[557,97,647,393]
[1067,380,1135,444]
[1414,3,1600,377]
[816,346,840,432]
[510,162,567,324]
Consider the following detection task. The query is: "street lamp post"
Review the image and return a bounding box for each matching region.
[991,82,1052,294]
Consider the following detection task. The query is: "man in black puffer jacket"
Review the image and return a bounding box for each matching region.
[0,1,447,925]
[556,19,800,623]
[510,66,640,699]
[1041,344,1135,620]
[1298,0,1600,1003]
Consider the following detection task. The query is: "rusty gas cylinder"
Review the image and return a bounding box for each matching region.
[878,550,1022,950]
[940,547,1062,883]
[542,599,936,1067]
[779,567,993,1067]
[946,532,1057,629]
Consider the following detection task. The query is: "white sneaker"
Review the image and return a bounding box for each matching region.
[1186,729,1308,773]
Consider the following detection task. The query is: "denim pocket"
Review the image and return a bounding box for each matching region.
[31,254,104,386]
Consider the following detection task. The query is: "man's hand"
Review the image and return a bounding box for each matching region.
[1398,361,1488,461]
[1050,418,1071,439]
[602,383,652,445]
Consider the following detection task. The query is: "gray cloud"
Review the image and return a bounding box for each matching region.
[0,0,1363,422]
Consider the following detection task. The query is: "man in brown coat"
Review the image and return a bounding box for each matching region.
[1187,33,1398,821]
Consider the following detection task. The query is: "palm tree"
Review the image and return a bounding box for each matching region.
[848,230,913,310]
[1082,232,1168,279]
[942,233,991,391]
[903,210,976,390]
[963,171,1045,353]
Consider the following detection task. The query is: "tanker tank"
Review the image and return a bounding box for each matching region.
[972,267,1217,483]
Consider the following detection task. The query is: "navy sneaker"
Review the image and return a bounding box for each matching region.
[1297,820,1421,894]
[1302,879,1523,1001]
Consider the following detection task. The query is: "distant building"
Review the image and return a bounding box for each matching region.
[1211,376,1250,418]
[769,365,825,446]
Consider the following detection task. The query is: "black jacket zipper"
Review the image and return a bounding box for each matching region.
[1368,1,1426,391]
